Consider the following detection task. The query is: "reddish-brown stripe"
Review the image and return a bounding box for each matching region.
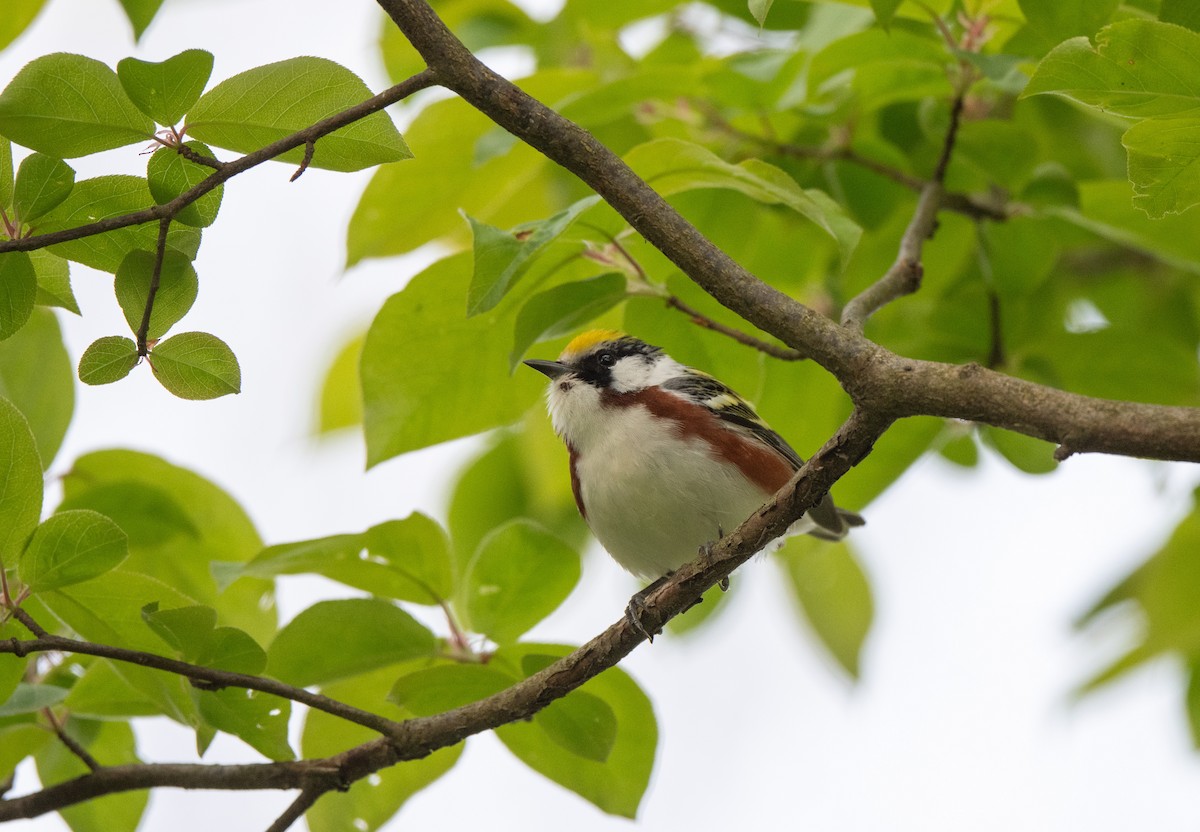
[602,387,794,494]
[567,443,587,520]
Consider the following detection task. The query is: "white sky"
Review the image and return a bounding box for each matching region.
[5,1,1200,831]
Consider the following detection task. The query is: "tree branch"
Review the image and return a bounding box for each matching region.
[377,1,1200,461]
[3,615,403,739]
[43,709,102,772]
[841,90,965,331]
[0,70,437,255]
[135,217,172,356]
[0,407,889,822]
[664,295,805,361]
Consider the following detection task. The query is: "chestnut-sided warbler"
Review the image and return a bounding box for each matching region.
[525,330,862,627]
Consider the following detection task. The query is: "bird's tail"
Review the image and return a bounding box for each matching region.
[805,494,865,542]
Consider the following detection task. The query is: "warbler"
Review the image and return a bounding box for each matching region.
[525,330,862,633]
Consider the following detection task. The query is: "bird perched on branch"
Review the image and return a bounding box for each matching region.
[525,329,863,638]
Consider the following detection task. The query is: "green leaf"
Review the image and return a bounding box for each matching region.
[31,249,78,314]
[0,0,46,53]
[64,660,159,720]
[304,667,463,832]
[147,141,223,227]
[1024,21,1200,118]
[187,57,411,172]
[114,249,198,339]
[0,251,36,341]
[345,76,580,265]
[779,537,873,678]
[267,598,436,687]
[494,643,655,818]
[317,332,363,434]
[1123,117,1200,219]
[1162,0,1200,33]
[362,253,545,466]
[37,569,204,729]
[12,153,74,222]
[510,273,627,369]
[40,175,201,273]
[0,682,68,716]
[0,395,42,567]
[748,0,773,26]
[60,449,272,643]
[462,520,581,644]
[365,516,455,602]
[58,481,198,548]
[227,514,454,605]
[466,195,601,316]
[1018,0,1119,42]
[1081,495,1200,689]
[0,724,48,783]
[197,686,294,760]
[0,308,74,468]
[981,426,1059,474]
[0,137,12,207]
[0,53,154,156]
[117,0,166,39]
[19,510,129,592]
[447,425,587,576]
[1049,180,1200,274]
[117,50,214,125]
[141,601,217,655]
[36,718,146,832]
[149,331,241,400]
[78,335,139,386]
[198,626,268,675]
[388,664,516,715]
[534,689,618,762]
[0,623,24,705]
[868,0,904,26]
[625,138,861,268]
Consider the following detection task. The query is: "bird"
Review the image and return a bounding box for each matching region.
[524,329,863,637]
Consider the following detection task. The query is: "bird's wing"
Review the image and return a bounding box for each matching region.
[661,372,804,470]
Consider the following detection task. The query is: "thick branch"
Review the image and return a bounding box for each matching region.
[1,410,889,821]
[0,70,436,255]
[378,0,1200,463]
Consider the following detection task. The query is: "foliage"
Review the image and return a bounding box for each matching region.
[1,0,1199,829]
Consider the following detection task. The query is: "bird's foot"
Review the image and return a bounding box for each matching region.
[626,573,671,643]
[700,527,731,592]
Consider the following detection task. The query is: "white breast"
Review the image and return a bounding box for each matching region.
[570,403,781,579]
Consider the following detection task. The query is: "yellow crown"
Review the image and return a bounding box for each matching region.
[561,329,625,358]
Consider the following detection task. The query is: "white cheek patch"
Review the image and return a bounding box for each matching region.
[608,355,685,393]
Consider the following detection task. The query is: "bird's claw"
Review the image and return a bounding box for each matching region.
[699,530,731,592]
[626,574,670,642]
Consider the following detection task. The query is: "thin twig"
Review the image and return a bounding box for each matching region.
[0,69,437,255]
[175,143,226,170]
[665,295,805,360]
[3,612,403,739]
[43,709,102,772]
[840,88,968,331]
[290,140,317,182]
[602,231,806,360]
[707,110,1007,222]
[136,217,172,356]
[265,786,326,832]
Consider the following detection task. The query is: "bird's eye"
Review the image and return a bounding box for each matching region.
[597,351,615,367]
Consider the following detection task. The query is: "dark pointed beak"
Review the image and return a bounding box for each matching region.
[523,359,571,379]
